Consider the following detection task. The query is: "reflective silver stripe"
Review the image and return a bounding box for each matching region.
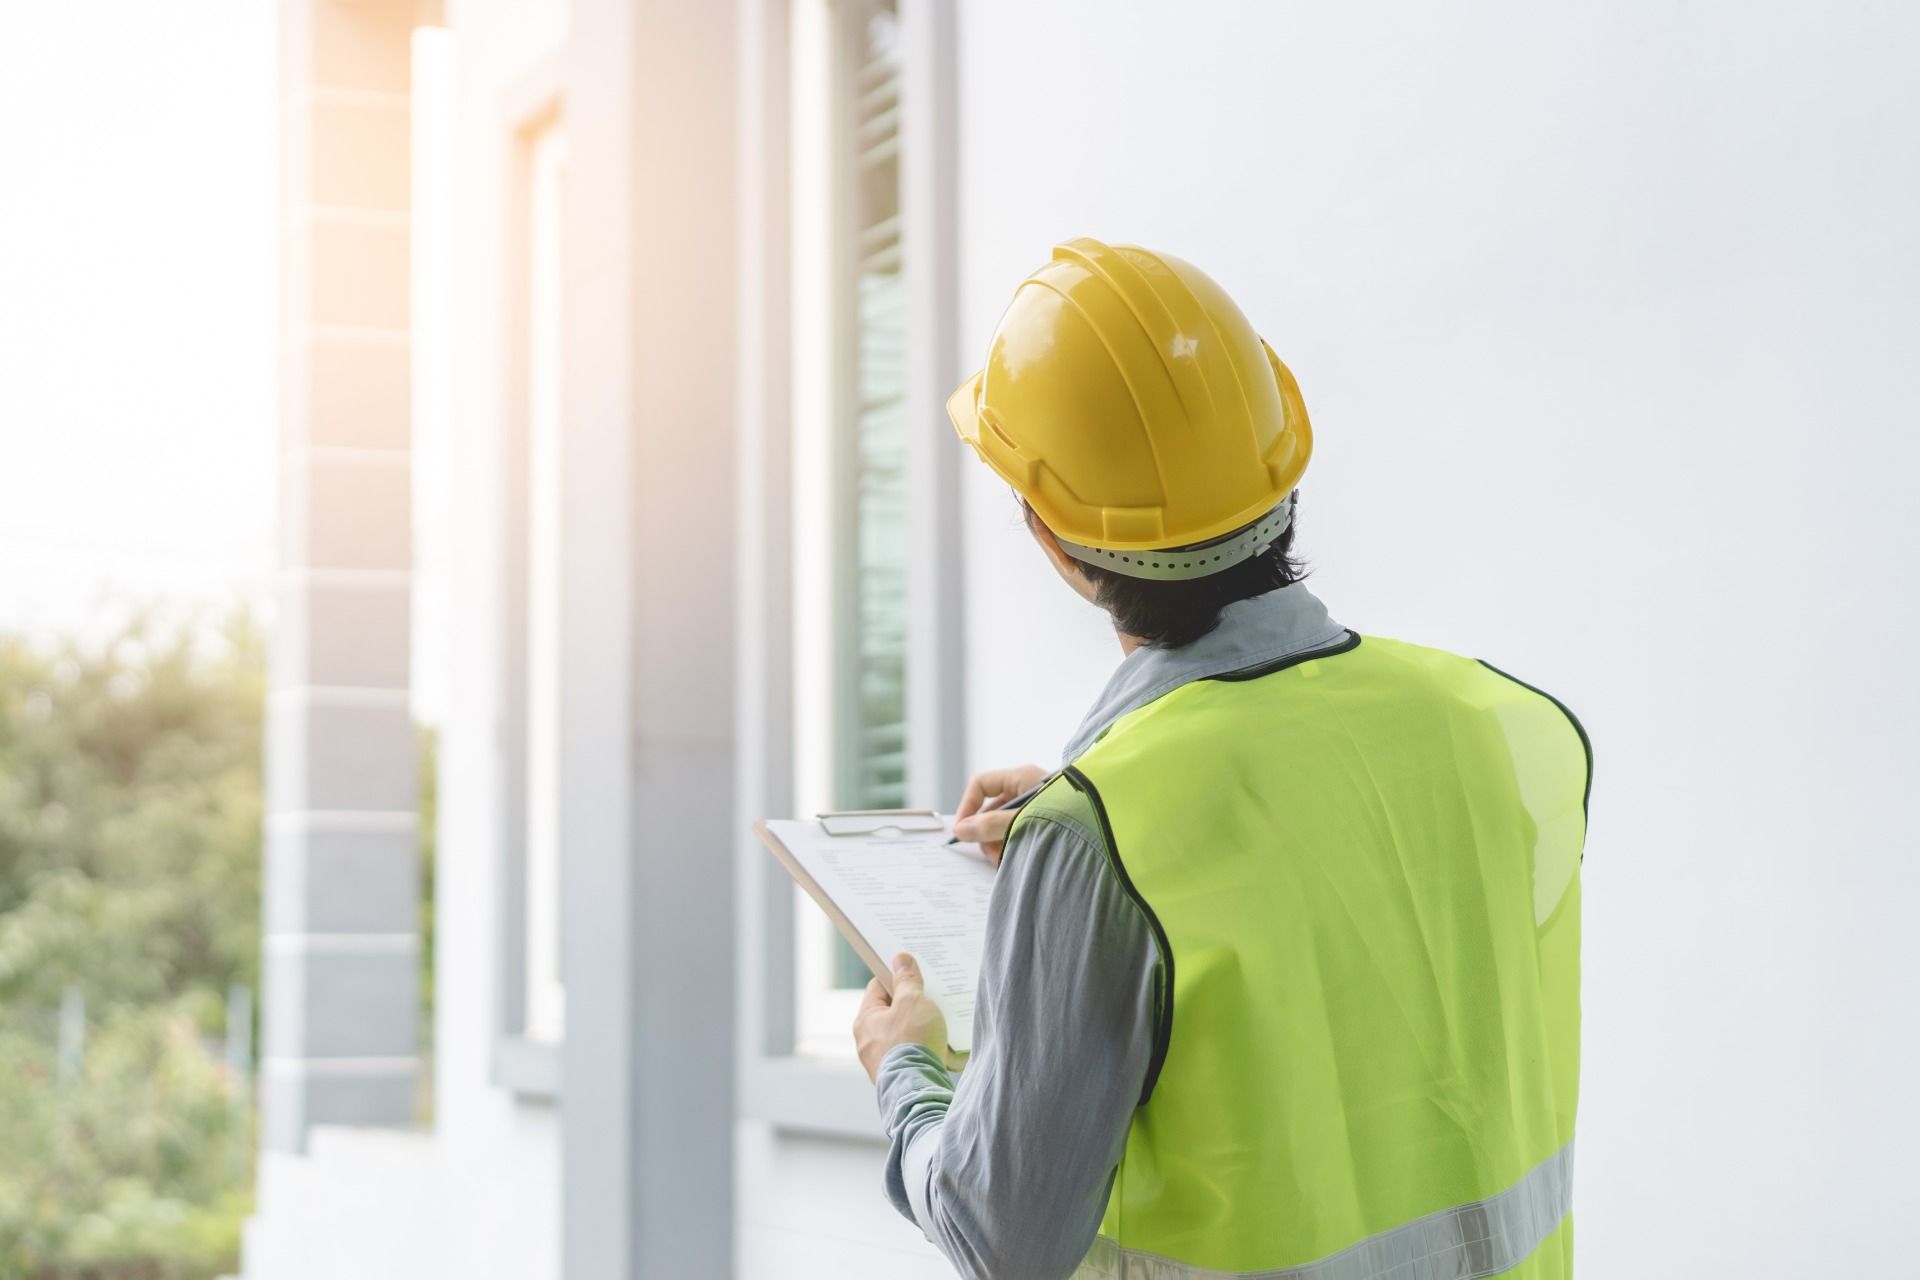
[1056,494,1294,582]
[1075,1140,1573,1280]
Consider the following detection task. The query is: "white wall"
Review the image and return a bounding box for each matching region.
[956,2,1919,1275]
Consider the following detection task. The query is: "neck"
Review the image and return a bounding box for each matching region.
[1117,630,1147,657]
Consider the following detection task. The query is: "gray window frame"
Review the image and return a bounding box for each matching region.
[735,0,964,1139]
[492,49,568,1102]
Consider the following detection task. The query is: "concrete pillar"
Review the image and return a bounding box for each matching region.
[563,0,737,1272]
[264,0,418,1155]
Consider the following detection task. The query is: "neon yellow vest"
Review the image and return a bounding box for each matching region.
[1019,633,1587,1279]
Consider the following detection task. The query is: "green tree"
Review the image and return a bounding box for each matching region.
[0,616,263,1280]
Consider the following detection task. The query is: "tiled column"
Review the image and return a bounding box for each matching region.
[263,0,418,1155]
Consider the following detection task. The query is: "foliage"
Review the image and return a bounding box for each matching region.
[0,616,263,1280]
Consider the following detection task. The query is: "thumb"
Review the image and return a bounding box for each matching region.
[890,953,923,994]
[952,807,1015,846]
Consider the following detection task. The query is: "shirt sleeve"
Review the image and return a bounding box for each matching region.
[874,809,1163,1279]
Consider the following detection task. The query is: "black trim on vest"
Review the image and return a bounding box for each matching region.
[1477,659,1595,829]
[1207,627,1363,682]
[1062,765,1174,1108]
[1064,631,1361,1107]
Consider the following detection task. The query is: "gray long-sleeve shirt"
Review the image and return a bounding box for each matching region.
[874,584,1350,1279]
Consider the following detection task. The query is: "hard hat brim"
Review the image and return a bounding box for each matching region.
[945,372,983,450]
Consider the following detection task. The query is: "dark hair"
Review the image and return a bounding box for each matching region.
[1023,498,1307,649]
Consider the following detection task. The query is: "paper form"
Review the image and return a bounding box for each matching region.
[761,817,996,1053]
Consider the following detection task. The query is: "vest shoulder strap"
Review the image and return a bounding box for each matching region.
[1008,772,1104,851]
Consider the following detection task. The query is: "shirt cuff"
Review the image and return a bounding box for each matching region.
[876,1043,954,1226]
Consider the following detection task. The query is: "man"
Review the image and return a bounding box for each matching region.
[853,238,1588,1280]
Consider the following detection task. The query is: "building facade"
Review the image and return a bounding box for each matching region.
[244,1,1920,1276]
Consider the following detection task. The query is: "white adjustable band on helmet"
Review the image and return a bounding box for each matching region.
[1056,493,1295,582]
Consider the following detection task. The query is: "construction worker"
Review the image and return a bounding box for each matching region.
[852,238,1589,1279]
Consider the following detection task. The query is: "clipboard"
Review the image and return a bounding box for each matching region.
[752,816,898,986]
[815,807,945,837]
[753,810,997,1052]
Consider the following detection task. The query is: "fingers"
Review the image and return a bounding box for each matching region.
[890,953,924,997]
[853,957,946,1085]
[957,768,1018,820]
[951,804,1017,847]
[955,765,1045,821]
[955,772,990,821]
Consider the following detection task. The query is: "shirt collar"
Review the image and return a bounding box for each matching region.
[1060,583,1349,764]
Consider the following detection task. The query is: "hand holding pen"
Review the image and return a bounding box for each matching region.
[948,764,1051,868]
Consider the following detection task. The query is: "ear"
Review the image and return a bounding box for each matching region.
[1013,495,1105,606]
[1028,516,1080,576]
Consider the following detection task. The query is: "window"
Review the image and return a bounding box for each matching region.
[495,74,566,1095]
[737,0,961,1129]
[835,8,909,824]
[521,122,568,1049]
[791,0,907,1051]
[789,0,960,1057]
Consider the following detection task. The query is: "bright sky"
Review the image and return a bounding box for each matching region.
[0,4,452,719]
[0,1,278,640]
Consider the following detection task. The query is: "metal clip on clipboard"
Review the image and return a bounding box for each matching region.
[816,808,946,837]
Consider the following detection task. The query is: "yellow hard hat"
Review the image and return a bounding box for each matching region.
[947,237,1311,581]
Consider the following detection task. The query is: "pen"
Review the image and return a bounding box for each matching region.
[947,779,1051,845]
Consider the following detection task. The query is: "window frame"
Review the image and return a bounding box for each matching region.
[735,0,964,1137]
[492,50,568,1102]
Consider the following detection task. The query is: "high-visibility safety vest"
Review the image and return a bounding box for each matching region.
[1015,631,1589,1279]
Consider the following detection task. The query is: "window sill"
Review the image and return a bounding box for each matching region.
[740,1054,885,1142]
[493,1035,561,1102]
